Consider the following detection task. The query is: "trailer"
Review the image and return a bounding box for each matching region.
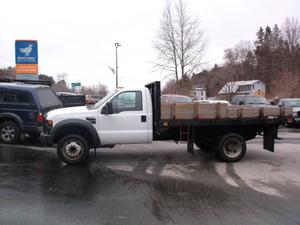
[40,81,292,164]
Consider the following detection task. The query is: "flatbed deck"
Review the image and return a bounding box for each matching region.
[161,117,286,127]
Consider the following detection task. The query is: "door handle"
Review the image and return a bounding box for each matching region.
[141,115,146,122]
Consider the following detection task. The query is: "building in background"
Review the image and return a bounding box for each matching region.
[218,80,266,97]
[190,87,207,100]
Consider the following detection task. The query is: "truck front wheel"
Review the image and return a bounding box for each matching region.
[216,133,246,162]
[57,134,89,164]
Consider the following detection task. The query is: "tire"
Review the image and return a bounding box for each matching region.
[216,133,246,162]
[0,121,20,144]
[57,134,90,164]
[195,139,213,152]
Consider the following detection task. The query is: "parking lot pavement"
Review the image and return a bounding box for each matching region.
[0,129,300,225]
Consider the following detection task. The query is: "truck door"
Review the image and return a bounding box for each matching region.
[97,90,150,145]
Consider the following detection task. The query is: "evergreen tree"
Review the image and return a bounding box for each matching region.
[243,50,256,80]
[254,26,273,92]
[271,24,284,75]
[255,27,265,47]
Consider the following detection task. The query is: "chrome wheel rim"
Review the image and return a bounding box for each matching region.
[223,138,242,158]
[1,125,16,142]
[62,139,83,160]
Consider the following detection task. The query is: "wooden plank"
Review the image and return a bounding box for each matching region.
[241,106,260,118]
[260,107,280,117]
[227,106,239,119]
[174,102,194,119]
[161,103,173,120]
[197,103,228,119]
[161,103,285,120]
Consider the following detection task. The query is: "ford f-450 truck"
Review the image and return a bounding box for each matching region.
[41,82,289,164]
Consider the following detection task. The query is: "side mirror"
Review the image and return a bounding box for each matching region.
[101,102,113,115]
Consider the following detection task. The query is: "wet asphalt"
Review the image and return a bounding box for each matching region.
[0,128,300,225]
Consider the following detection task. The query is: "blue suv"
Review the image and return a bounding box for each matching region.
[0,81,62,144]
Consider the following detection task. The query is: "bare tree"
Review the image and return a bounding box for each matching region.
[224,41,254,81]
[52,73,69,92]
[80,83,108,97]
[154,0,206,83]
[282,17,300,49]
[0,66,15,79]
[56,72,68,82]
[271,71,300,98]
[52,80,70,92]
[218,66,239,102]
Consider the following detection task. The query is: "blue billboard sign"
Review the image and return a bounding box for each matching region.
[15,40,38,64]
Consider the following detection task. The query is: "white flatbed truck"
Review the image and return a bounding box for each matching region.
[40,81,289,164]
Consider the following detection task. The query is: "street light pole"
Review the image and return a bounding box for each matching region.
[115,42,121,88]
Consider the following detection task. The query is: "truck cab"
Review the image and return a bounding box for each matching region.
[278,98,300,126]
[42,87,154,163]
[231,95,270,106]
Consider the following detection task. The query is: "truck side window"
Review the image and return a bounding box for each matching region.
[111,91,142,113]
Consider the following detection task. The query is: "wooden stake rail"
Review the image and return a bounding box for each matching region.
[161,102,293,120]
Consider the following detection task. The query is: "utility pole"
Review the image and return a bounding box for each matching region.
[115,42,121,88]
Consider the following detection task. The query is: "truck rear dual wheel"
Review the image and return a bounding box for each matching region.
[216,133,246,162]
[57,134,90,164]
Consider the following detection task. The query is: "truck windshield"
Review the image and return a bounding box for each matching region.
[91,90,118,108]
[286,100,300,107]
[245,96,270,105]
[37,88,62,109]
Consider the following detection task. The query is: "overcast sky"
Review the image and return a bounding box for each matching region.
[0,0,299,90]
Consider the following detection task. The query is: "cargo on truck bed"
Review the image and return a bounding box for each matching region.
[161,102,291,120]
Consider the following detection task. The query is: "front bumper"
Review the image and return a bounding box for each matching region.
[23,125,43,134]
[40,132,52,146]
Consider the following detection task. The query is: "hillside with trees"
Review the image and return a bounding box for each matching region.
[160,17,300,99]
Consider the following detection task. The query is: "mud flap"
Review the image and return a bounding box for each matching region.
[187,126,195,154]
[263,126,276,152]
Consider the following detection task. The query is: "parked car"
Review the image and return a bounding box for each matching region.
[196,99,231,105]
[231,95,270,106]
[231,95,281,137]
[0,81,63,144]
[161,94,193,103]
[278,98,300,126]
[56,92,78,96]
